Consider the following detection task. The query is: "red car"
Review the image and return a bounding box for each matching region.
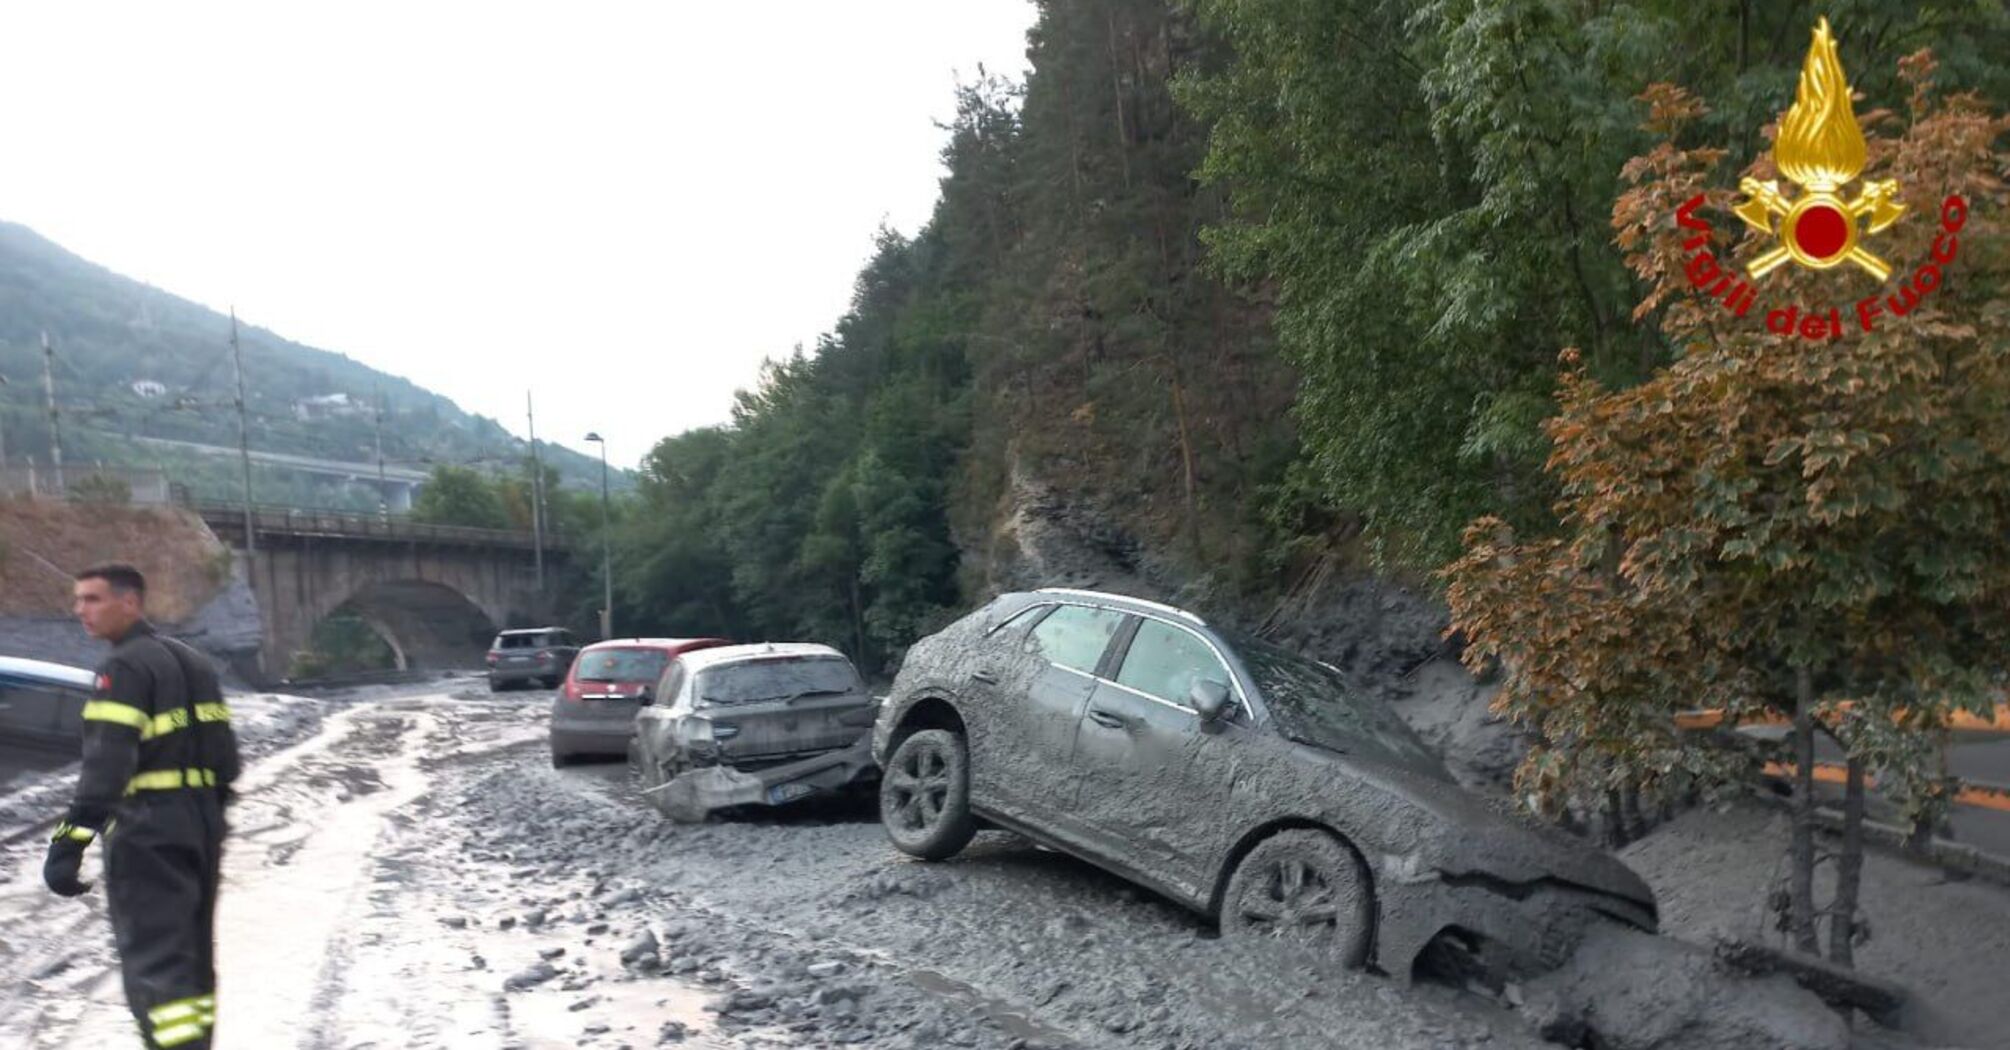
[549,637,729,766]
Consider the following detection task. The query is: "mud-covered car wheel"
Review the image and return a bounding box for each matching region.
[880,729,976,861]
[1221,829,1372,968]
[550,749,573,769]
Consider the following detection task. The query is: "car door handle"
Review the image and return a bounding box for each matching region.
[970,669,999,685]
[1087,707,1130,730]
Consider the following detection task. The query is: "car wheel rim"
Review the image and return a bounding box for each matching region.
[1237,858,1344,941]
[888,742,952,833]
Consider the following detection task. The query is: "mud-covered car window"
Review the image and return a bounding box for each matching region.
[986,602,1052,636]
[1024,605,1126,674]
[1116,620,1230,708]
[1223,631,1449,778]
[697,658,860,705]
[575,649,670,682]
[658,662,688,703]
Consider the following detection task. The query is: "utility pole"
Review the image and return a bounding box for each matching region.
[373,386,389,520]
[229,311,255,558]
[525,391,546,590]
[585,431,612,639]
[41,331,64,494]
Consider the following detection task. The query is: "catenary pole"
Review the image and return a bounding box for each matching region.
[229,311,256,558]
[41,331,64,493]
[526,391,546,590]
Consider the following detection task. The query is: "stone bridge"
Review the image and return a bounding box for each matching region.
[193,503,560,683]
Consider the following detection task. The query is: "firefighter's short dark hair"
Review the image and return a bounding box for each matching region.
[76,563,147,597]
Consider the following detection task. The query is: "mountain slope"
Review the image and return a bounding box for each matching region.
[0,221,609,506]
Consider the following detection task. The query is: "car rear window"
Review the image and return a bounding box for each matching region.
[575,648,670,682]
[498,632,563,649]
[696,658,859,705]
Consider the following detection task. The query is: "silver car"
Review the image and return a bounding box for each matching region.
[874,589,1657,981]
[633,643,880,817]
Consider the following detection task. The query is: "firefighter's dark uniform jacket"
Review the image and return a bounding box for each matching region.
[61,621,239,1050]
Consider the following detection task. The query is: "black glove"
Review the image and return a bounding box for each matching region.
[44,823,96,897]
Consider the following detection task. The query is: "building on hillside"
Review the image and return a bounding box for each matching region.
[293,392,369,421]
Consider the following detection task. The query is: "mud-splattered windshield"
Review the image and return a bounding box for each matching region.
[574,648,670,683]
[1222,632,1450,779]
[697,658,860,705]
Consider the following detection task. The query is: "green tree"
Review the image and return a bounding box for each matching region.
[410,464,508,529]
[1180,0,2010,569]
[1445,63,2010,966]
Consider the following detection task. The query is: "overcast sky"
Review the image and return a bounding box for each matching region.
[0,1,1035,469]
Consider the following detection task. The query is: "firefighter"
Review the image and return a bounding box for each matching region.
[44,564,239,1049]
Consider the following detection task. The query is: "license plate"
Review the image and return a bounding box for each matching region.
[767,782,815,805]
[507,655,532,664]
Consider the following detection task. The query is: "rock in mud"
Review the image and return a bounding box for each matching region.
[504,960,560,992]
[620,929,660,969]
[1522,926,1850,1050]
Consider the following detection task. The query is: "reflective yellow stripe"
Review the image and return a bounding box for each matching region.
[54,822,96,843]
[81,700,149,731]
[125,768,219,794]
[145,702,232,739]
[150,997,206,1024]
[154,1020,209,1047]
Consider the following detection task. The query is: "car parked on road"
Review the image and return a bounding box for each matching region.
[549,637,730,767]
[485,627,580,691]
[633,643,879,819]
[873,588,1658,981]
[0,655,96,752]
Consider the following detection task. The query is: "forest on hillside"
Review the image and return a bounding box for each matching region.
[579,0,2009,676]
[0,222,612,506]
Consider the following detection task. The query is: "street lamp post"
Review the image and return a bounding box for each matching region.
[585,432,613,640]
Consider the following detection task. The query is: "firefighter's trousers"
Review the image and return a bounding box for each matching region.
[105,791,225,1049]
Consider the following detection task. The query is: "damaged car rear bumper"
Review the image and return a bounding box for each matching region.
[644,737,878,823]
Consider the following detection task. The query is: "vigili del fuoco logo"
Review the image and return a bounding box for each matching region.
[1673,16,1968,341]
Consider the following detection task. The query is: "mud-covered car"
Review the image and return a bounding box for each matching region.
[633,643,879,821]
[874,588,1657,981]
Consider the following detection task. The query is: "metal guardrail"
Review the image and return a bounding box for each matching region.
[1680,703,2010,815]
[188,500,553,550]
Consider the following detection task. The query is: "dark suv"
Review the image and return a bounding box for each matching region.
[874,589,1656,980]
[485,627,580,691]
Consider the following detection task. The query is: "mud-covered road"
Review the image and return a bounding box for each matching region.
[0,684,1567,1049]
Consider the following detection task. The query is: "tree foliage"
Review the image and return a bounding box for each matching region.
[410,464,509,529]
[1444,56,2010,960]
[1181,0,2010,568]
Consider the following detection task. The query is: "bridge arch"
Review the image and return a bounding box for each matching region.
[213,507,555,683]
[331,580,498,671]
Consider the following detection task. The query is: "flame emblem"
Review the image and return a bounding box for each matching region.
[1735,18,1904,280]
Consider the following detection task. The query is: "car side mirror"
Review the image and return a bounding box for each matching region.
[1189,678,1231,722]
